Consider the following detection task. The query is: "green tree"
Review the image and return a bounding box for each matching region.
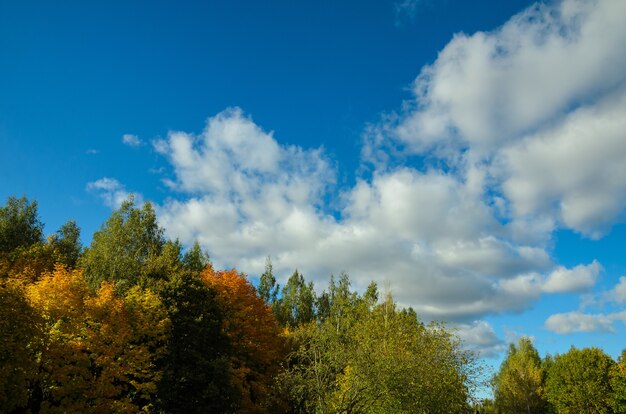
[274,270,316,328]
[49,220,82,267]
[493,337,547,414]
[258,256,279,305]
[79,196,165,290]
[329,299,474,413]
[545,347,616,414]
[0,196,48,280]
[610,349,626,413]
[157,271,238,413]
[0,196,43,254]
[182,240,210,273]
[279,276,476,414]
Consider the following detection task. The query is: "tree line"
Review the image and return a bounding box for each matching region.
[473,337,626,413]
[1,196,477,413]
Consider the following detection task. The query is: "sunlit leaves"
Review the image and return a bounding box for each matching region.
[27,266,169,413]
[201,266,286,413]
[545,347,616,414]
[493,337,547,414]
[80,197,165,290]
[279,281,476,414]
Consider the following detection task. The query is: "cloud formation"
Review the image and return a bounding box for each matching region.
[91,1,626,352]
[542,261,601,293]
[151,106,604,325]
[122,134,142,147]
[376,0,626,238]
[545,310,626,334]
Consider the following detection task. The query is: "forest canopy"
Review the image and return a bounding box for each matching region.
[1,195,624,413]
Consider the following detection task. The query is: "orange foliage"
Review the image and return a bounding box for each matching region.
[201,265,285,413]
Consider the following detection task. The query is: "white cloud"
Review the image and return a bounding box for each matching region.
[498,90,626,237]
[542,261,601,293]
[154,108,561,322]
[122,133,142,147]
[393,0,626,154]
[378,0,626,237]
[608,276,626,303]
[455,320,506,358]
[545,310,626,334]
[87,177,143,208]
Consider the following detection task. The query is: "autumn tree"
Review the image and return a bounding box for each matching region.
[0,280,43,412]
[27,266,170,413]
[493,337,548,414]
[202,266,286,413]
[544,347,616,414]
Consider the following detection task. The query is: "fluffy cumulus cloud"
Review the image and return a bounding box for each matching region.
[381,0,626,238]
[545,310,626,334]
[542,261,601,293]
[92,0,626,353]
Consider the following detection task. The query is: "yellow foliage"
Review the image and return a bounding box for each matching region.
[26,266,170,413]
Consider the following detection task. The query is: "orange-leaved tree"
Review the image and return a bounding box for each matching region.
[201,265,286,413]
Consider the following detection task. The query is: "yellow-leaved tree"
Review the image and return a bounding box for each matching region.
[0,280,44,412]
[27,266,170,413]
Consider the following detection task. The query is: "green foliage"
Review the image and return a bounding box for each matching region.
[0,207,82,281]
[182,240,210,273]
[279,278,476,414]
[274,270,316,328]
[611,349,626,413]
[80,197,165,290]
[493,337,548,414]
[544,347,616,414]
[258,256,279,304]
[48,219,82,267]
[157,271,238,413]
[0,195,43,254]
[7,195,626,414]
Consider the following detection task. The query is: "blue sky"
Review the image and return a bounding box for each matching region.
[2,0,626,371]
